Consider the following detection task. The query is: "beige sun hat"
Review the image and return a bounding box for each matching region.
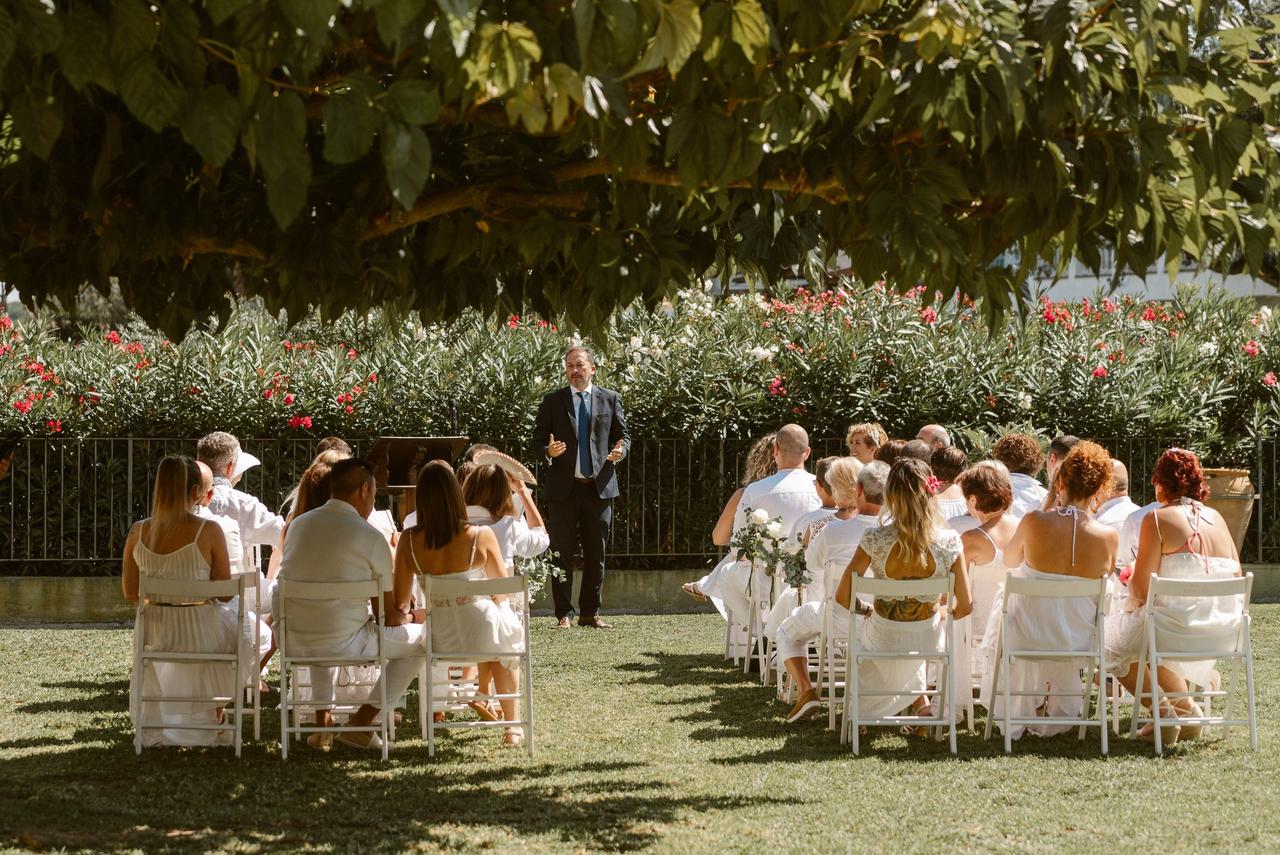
[473,449,537,485]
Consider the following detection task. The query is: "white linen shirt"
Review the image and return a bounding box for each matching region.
[1007,473,1049,521]
[805,512,881,598]
[274,499,394,653]
[1096,496,1141,534]
[209,476,285,548]
[466,505,550,566]
[1117,500,1161,568]
[733,468,823,542]
[196,504,243,575]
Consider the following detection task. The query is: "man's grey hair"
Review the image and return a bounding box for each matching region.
[857,460,890,505]
[919,424,951,448]
[1111,459,1129,494]
[565,346,595,366]
[197,431,239,475]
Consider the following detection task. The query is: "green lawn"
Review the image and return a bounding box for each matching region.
[2,610,1278,853]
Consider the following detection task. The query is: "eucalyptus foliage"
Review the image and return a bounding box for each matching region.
[1,1,1278,337]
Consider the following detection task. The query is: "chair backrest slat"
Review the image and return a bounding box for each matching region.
[1005,575,1106,600]
[276,578,382,600]
[140,575,242,599]
[850,575,952,599]
[422,574,527,598]
[1150,575,1249,598]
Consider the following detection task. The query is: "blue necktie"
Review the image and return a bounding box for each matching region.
[577,391,592,478]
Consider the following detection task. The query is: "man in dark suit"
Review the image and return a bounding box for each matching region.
[531,346,629,628]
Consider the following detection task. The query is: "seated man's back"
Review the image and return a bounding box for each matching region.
[739,469,822,539]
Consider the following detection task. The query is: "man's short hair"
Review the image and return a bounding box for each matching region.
[930,446,967,482]
[565,346,595,366]
[317,436,353,456]
[814,456,841,492]
[1050,434,1080,459]
[197,431,239,474]
[1111,459,1129,494]
[330,458,375,498]
[774,424,810,457]
[857,460,890,505]
[992,433,1044,476]
[918,424,951,448]
[902,439,934,463]
[196,461,214,494]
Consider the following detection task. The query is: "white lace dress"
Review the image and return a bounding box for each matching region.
[414,532,525,668]
[853,525,961,720]
[131,521,270,747]
[1105,501,1244,686]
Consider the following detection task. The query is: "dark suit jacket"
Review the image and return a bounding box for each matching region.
[531,385,630,501]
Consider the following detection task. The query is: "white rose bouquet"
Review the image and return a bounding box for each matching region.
[730,506,783,566]
[772,535,811,589]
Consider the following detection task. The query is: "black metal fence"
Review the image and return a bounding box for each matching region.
[1,435,1273,575]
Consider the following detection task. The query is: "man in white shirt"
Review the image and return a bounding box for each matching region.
[778,460,888,722]
[193,461,244,576]
[1118,500,1161,571]
[197,432,285,574]
[1096,460,1142,539]
[992,433,1049,521]
[274,458,425,750]
[704,424,822,635]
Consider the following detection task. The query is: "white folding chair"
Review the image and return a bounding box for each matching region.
[1129,573,1256,755]
[813,595,848,731]
[238,567,263,741]
[841,576,957,755]
[420,573,534,757]
[742,560,772,679]
[132,574,248,756]
[277,578,389,760]
[983,574,1109,755]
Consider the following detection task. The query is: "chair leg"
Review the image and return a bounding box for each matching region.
[1244,632,1257,752]
[1002,652,1013,755]
[280,663,289,761]
[983,649,1000,742]
[1077,665,1093,741]
[1130,639,1149,741]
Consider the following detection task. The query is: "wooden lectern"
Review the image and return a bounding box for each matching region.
[367,436,469,525]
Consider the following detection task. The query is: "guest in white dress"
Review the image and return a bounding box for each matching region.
[275,459,424,751]
[703,425,822,632]
[1105,448,1242,744]
[763,456,846,639]
[788,458,972,725]
[984,441,1115,739]
[463,464,550,567]
[775,460,888,710]
[681,433,777,606]
[992,433,1048,520]
[957,464,1019,646]
[123,456,269,747]
[846,422,888,465]
[384,461,526,746]
[930,446,970,520]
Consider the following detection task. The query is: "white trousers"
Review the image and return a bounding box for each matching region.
[775,601,851,662]
[297,623,426,709]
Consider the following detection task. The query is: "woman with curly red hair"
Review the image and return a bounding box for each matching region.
[982,441,1117,740]
[1106,448,1241,745]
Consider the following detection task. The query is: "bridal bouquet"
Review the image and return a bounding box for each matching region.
[729,507,785,566]
[515,551,566,602]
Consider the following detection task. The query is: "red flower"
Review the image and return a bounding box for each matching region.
[105,330,121,344]
[0,316,11,329]
[262,389,273,399]
[346,348,357,360]
[12,400,32,414]
[124,341,144,355]
[283,340,293,350]
[344,405,355,415]
[1141,305,1157,322]
[288,415,313,430]
[920,306,938,325]
[188,386,202,395]
[45,419,61,433]
[1243,340,1261,358]
[367,372,379,383]
[301,416,312,429]
[507,314,520,328]
[768,376,787,397]
[283,393,296,405]
[1092,365,1109,378]
[926,475,941,495]
[1101,297,1117,313]
[1264,372,1277,388]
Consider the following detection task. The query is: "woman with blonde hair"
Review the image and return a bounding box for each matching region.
[681,432,778,606]
[123,455,268,746]
[846,422,887,465]
[789,458,971,724]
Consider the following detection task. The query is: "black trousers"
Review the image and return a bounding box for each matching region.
[546,482,613,619]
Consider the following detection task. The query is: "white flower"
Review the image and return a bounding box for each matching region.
[1261,306,1273,325]
[766,521,783,538]
[780,538,803,555]
[1198,341,1219,357]
[749,508,769,525]
[630,336,642,349]
[750,346,772,361]
[1017,392,1033,411]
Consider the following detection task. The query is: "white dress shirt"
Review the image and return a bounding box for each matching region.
[572,383,594,479]
[1007,473,1049,521]
[733,468,823,542]
[805,512,880,598]
[1096,495,1141,534]
[1117,501,1161,568]
[274,499,394,652]
[196,504,243,575]
[209,476,285,548]
[466,505,549,566]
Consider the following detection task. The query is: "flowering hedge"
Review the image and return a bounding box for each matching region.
[1,282,1277,466]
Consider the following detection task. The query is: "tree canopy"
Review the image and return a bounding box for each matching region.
[1,0,1278,336]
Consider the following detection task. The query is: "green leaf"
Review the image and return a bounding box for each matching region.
[279,0,341,39]
[632,0,702,76]
[109,0,158,77]
[383,79,441,125]
[380,118,432,209]
[180,85,241,167]
[14,0,63,56]
[0,7,17,71]
[434,0,480,57]
[505,83,548,134]
[322,87,378,164]
[57,6,113,92]
[10,89,63,159]
[118,56,186,131]
[729,0,769,66]
[255,92,307,179]
[205,0,255,26]
[375,0,428,48]
[265,153,312,228]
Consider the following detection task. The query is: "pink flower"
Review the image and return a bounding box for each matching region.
[768,376,787,397]
[283,340,293,350]
[926,475,940,495]
[507,314,520,328]
[283,393,296,405]
[301,416,312,429]
[1102,298,1117,313]
[124,341,144,355]
[12,400,31,414]
[346,348,358,360]
[920,306,938,325]
[0,316,11,329]
[45,419,61,433]
[1092,365,1109,378]
[1243,340,1261,358]
[344,405,355,415]
[262,389,273,399]
[1141,305,1157,322]
[105,330,121,345]
[1264,372,1277,387]
[367,372,379,383]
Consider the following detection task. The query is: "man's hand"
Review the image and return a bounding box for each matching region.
[547,433,567,458]
[606,440,625,464]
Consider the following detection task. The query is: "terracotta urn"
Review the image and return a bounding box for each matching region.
[1202,468,1256,554]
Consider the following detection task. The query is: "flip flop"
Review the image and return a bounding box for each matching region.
[468,701,501,722]
[681,582,708,602]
